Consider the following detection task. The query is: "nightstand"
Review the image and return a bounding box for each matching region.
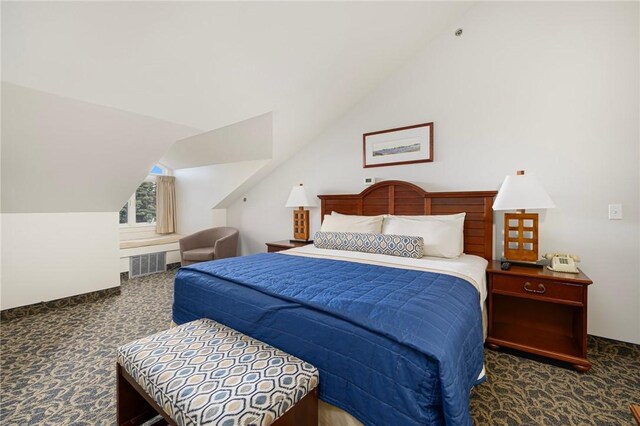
[486,261,593,372]
[265,240,312,253]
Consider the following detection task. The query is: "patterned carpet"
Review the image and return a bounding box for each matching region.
[1,270,639,425]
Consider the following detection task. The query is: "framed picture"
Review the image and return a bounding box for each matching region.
[363,122,433,168]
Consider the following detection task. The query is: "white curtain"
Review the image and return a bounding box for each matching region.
[156,176,176,234]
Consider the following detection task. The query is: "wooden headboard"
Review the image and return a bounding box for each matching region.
[318,180,497,261]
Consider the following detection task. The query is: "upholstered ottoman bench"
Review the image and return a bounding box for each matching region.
[116,319,319,426]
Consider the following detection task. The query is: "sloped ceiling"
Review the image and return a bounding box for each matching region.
[2,1,475,211]
[161,113,273,170]
[1,83,200,213]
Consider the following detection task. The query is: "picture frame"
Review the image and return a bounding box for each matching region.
[362,122,433,168]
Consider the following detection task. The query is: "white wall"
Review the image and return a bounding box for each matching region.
[1,213,120,310]
[119,225,159,242]
[161,113,273,170]
[174,160,269,236]
[0,83,199,310]
[212,209,228,228]
[1,83,199,213]
[228,2,640,344]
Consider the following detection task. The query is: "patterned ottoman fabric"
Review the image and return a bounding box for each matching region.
[117,319,318,426]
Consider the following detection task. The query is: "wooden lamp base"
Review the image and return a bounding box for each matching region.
[503,211,539,262]
[292,207,310,242]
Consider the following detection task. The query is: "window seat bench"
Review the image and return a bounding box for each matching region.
[119,234,183,250]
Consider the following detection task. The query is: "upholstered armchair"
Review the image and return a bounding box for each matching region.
[179,227,239,266]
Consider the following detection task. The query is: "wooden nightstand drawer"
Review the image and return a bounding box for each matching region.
[493,274,583,305]
[486,261,593,372]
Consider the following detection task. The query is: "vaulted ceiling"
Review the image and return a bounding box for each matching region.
[1,1,474,213]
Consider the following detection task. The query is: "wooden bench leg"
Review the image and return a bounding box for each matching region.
[272,388,318,426]
[117,363,161,426]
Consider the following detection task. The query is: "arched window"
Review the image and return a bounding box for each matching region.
[149,164,166,175]
[119,164,170,225]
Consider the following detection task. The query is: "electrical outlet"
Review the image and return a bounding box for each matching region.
[608,204,622,220]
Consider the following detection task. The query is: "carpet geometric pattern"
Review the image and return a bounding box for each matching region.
[1,270,639,425]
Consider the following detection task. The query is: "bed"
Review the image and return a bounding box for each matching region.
[172,181,497,426]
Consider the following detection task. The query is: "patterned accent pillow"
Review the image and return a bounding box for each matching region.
[314,231,424,259]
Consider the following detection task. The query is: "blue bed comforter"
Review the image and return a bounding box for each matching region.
[173,253,483,426]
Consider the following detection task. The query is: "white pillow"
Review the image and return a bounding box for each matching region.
[382,213,466,258]
[320,214,384,234]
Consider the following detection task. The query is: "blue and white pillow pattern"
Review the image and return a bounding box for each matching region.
[314,231,424,259]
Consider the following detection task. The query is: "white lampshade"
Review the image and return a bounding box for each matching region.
[492,172,555,211]
[285,184,317,208]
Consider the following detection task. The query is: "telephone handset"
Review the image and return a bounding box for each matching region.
[543,253,580,274]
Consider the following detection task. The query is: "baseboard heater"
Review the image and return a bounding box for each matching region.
[130,252,166,278]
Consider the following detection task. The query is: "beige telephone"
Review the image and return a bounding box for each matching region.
[544,253,580,274]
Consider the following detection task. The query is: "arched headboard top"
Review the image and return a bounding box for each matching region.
[318,180,497,261]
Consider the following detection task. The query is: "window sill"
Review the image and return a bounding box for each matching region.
[119,223,157,229]
[119,234,182,250]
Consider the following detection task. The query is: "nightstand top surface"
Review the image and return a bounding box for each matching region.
[487,260,592,284]
[266,240,312,249]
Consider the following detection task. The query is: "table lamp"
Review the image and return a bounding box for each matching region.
[492,170,555,263]
[285,184,316,242]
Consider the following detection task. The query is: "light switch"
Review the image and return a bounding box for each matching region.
[608,204,622,220]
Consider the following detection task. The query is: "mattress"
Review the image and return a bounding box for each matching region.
[173,249,487,426]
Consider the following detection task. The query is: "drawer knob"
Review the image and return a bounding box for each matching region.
[524,282,546,294]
